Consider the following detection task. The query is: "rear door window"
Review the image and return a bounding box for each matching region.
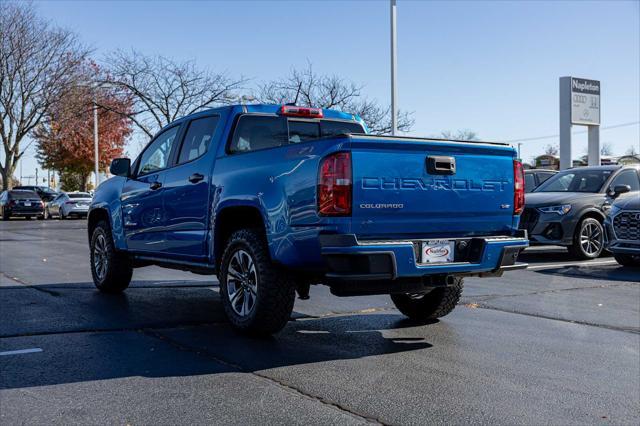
[229,116,287,153]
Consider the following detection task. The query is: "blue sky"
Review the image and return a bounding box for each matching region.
[15,0,640,182]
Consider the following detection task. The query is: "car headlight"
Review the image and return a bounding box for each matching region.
[538,204,572,215]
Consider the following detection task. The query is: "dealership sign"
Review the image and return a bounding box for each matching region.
[570,78,600,125]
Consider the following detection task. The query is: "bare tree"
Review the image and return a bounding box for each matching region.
[439,130,479,141]
[626,144,639,156]
[257,63,413,135]
[544,144,559,156]
[0,2,88,190]
[103,50,246,138]
[600,142,613,156]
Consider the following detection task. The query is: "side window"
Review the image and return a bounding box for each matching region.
[524,174,536,192]
[229,116,287,153]
[538,172,555,184]
[288,121,320,144]
[177,116,220,164]
[138,126,180,175]
[610,170,640,192]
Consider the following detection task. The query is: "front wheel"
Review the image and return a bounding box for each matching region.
[614,254,640,267]
[90,220,133,293]
[391,277,464,322]
[568,217,604,260]
[219,229,295,335]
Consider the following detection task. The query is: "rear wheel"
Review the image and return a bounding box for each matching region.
[568,217,604,260]
[90,220,132,293]
[219,229,295,335]
[614,254,640,267]
[391,277,464,322]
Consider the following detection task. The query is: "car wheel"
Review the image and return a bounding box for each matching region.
[390,277,464,322]
[219,228,295,335]
[90,220,133,293]
[569,217,604,260]
[614,254,640,267]
[1,211,9,221]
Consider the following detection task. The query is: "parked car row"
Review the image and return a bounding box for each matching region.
[520,164,640,265]
[0,189,92,220]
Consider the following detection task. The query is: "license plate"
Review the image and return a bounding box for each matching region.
[421,240,455,263]
[24,202,31,206]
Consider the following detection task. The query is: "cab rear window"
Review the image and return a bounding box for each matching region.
[229,116,365,153]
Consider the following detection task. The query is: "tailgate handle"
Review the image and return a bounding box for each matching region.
[427,156,456,175]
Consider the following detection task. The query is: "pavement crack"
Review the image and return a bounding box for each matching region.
[0,272,60,296]
[142,328,386,425]
[465,304,640,334]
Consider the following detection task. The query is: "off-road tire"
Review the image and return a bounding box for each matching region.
[219,229,295,335]
[391,277,464,322]
[568,217,604,260]
[614,254,640,267]
[90,220,132,293]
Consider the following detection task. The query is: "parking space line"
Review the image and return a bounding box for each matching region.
[0,348,43,356]
[528,260,618,270]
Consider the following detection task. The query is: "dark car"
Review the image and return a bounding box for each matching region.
[13,185,58,202]
[524,169,557,193]
[0,190,45,220]
[520,165,640,259]
[604,193,640,267]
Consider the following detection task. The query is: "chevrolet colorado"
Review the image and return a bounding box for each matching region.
[88,104,528,334]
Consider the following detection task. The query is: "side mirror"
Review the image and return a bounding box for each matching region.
[610,184,631,198]
[110,158,131,177]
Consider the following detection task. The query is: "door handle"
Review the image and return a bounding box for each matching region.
[149,181,162,190]
[189,173,204,183]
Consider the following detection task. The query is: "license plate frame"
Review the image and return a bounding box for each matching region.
[421,240,455,264]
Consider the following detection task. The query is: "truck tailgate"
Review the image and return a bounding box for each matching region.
[350,136,516,239]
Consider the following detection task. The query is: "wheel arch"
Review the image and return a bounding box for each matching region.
[87,207,111,243]
[213,204,267,270]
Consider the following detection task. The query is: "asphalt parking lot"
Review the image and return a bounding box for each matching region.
[1,219,638,425]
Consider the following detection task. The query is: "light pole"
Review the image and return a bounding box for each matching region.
[390,0,398,136]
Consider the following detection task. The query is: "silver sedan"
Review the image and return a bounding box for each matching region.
[45,192,92,219]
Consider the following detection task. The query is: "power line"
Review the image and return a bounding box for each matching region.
[502,121,639,143]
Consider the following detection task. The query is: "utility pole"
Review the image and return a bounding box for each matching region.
[93,93,100,189]
[390,0,398,136]
[20,160,23,185]
[35,168,38,186]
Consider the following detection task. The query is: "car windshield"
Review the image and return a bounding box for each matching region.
[67,193,91,199]
[534,169,612,193]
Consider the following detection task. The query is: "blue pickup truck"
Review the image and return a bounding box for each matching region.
[88,104,528,334]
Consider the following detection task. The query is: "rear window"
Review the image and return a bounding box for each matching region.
[320,120,365,137]
[68,193,91,199]
[10,191,38,199]
[230,116,365,153]
[229,116,287,153]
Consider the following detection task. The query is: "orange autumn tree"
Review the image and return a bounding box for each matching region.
[35,61,133,191]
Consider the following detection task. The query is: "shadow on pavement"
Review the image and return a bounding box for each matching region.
[1,282,433,390]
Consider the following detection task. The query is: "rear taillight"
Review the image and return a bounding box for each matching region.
[318,152,352,216]
[514,160,525,215]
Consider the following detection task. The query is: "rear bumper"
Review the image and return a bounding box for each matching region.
[319,232,528,287]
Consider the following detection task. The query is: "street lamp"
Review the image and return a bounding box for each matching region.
[75,82,114,189]
[390,0,398,136]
